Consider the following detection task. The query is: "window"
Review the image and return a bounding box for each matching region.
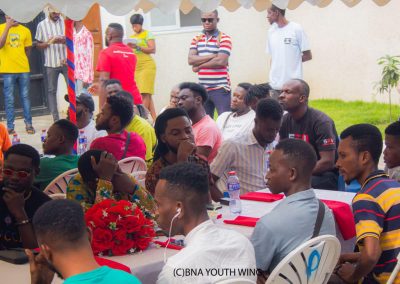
[145,7,202,32]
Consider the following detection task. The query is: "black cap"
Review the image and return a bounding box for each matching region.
[64,93,95,113]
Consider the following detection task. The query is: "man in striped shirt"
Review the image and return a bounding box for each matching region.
[35,6,67,122]
[188,10,232,117]
[335,124,400,283]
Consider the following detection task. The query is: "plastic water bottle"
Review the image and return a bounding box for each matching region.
[12,133,20,145]
[227,171,242,214]
[41,129,47,143]
[78,130,87,155]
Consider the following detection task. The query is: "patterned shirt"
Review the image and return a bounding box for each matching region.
[35,17,66,68]
[66,173,156,219]
[74,25,94,84]
[190,29,232,91]
[352,170,400,283]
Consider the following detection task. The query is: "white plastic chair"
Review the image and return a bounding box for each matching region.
[266,235,341,284]
[118,157,147,174]
[49,193,67,200]
[131,170,146,188]
[43,168,79,195]
[387,251,400,284]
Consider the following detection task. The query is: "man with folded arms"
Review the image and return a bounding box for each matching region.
[155,162,256,283]
[251,139,335,282]
[335,124,400,283]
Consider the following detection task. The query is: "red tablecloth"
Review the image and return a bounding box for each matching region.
[240,192,284,202]
[223,216,259,227]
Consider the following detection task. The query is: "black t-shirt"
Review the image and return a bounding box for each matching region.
[0,186,51,249]
[279,107,339,161]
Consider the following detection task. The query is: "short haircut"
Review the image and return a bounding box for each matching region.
[159,162,209,213]
[104,79,122,87]
[293,79,310,98]
[5,144,40,169]
[211,10,218,17]
[116,90,133,104]
[154,108,190,161]
[78,149,103,183]
[256,98,283,121]
[340,124,383,165]
[106,95,133,128]
[385,121,400,136]
[271,4,286,16]
[33,200,87,249]
[275,139,317,178]
[179,82,208,104]
[246,83,271,105]
[237,82,252,92]
[130,14,144,25]
[54,119,79,143]
[108,23,124,36]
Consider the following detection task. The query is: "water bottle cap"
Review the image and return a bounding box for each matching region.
[228,171,236,176]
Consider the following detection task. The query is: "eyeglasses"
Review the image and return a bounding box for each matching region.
[2,168,31,178]
[201,18,215,23]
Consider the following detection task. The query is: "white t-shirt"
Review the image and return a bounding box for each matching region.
[157,220,256,284]
[216,110,255,141]
[82,120,107,148]
[266,22,310,90]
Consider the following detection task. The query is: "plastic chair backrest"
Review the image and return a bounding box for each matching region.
[49,193,66,200]
[266,235,341,284]
[43,168,79,195]
[131,170,146,188]
[118,157,147,174]
[387,251,400,284]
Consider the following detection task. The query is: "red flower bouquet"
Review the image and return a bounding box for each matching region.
[85,199,155,256]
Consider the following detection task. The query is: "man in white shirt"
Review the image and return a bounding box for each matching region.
[155,162,256,284]
[266,2,312,99]
[216,83,255,140]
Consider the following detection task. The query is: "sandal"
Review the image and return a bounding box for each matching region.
[26,125,36,135]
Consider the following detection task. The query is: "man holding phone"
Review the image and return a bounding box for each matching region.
[0,144,50,249]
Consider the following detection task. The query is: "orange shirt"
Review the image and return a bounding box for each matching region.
[0,123,11,161]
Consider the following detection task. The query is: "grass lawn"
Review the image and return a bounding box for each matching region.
[309,99,400,135]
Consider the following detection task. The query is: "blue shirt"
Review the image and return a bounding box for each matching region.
[250,189,336,272]
[63,266,141,284]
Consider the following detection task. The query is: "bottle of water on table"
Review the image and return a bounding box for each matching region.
[227,171,242,214]
[41,129,47,143]
[78,130,87,155]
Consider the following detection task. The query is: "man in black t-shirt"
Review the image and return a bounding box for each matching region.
[279,79,339,190]
[0,144,50,249]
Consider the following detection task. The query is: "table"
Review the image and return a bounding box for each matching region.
[0,189,356,284]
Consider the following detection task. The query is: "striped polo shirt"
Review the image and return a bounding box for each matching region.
[352,170,400,283]
[190,29,232,91]
[35,17,66,68]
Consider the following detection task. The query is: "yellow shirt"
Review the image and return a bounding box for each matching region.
[125,115,157,166]
[130,30,154,62]
[0,23,32,73]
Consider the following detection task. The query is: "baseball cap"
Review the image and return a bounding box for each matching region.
[64,93,95,113]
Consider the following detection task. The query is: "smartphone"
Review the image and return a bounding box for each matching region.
[0,249,29,264]
[123,38,138,45]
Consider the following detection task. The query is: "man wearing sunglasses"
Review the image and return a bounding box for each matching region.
[188,10,232,117]
[0,144,51,249]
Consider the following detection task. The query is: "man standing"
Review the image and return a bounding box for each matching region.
[36,6,66,122]
[279,79,339,190]
[96,23,142,108]
[74,21,94,94]
[0,15,35,134]
[188,10,232,117]
[266,3,311,99]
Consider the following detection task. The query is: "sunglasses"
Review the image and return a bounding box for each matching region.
[201,18,215,23]
[2,168,31,178]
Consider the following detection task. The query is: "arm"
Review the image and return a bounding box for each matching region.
[196,53,229,69]
[138,39,156,54]
[0,25,10,49]
[302,50,312,62]
[188,48,216,66]
[25,47,32,57]
[196,146,212,160]
[98,71,110,107]
[35,41,49,50]
[313,150,336,175]
[127,175,157,219]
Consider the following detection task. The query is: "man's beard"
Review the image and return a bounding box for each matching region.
[76,110,83,119]
[105,37,109,47]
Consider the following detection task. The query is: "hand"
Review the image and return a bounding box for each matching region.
[91,152,118,181]
[25,249,55,284]
[337,262,357,283]
[2,188,26,218]
[87,83,99,95]
[192,66,200,73]
[5,16,18,28]
[127,43,137,49]
[177,140,196,162]
[54,36,66,44]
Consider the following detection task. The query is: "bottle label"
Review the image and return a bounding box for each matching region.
[228,183,240,191]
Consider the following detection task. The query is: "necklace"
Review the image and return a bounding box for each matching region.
[24,191,32,201]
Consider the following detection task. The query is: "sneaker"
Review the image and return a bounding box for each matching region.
[7,128,15,135]
[26,125,36,135]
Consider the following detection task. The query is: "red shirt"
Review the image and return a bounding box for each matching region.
[96,42,142,104]
[90,130,146,161]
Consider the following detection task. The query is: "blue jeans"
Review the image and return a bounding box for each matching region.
[3,73,32,129]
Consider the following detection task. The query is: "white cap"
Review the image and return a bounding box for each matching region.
[272,0,289,9]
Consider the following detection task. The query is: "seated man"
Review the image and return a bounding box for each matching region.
[178,82,222,163]
[91,95,146,161]
[384,121,400,182]
[247,83,271,111]
[0,144,50,249]
[216,83,255,140]
[67,150,155,218]
[35,119,79,190]
[156,162,256,283]
[251,139,335,280]
[65,93,106,147]
[159,84,179,114]
[116,91,156,166]
[335,124,400,283]
[26,199,141,284]
[146,108,221,201]
[211,98,283,194]
[279,79,339,190]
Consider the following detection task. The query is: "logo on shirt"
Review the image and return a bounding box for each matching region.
[322,138,335,146]
[9,33,21,48]
[284,37,292,44]
[288,133,309,143]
